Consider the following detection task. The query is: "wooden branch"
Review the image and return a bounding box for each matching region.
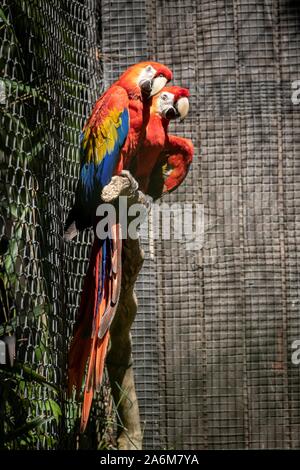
[102,171,147,450]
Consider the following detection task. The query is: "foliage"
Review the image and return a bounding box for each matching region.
[0,359,61,449]
[0,0,109,450]
[0,1,65,450]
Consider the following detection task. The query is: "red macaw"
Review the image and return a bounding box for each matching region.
[66,62,172,432]
[64,61,172,239]
[129,86,194,199]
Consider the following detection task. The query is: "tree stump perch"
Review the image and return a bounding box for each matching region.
[101,171,150,450]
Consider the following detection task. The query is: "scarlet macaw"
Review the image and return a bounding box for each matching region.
[129,86,194,199]
[66,62,173,432]
[64,61,173,239]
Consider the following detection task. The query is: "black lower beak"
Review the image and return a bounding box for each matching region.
[164,106,178,120]
[140,79,152,95]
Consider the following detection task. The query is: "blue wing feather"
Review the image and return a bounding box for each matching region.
[80,108,129,198]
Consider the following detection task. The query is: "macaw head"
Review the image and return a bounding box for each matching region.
[117,61,173,98]
[153,86,190,121]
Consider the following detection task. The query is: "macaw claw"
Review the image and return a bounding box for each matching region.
[119,170,139,192]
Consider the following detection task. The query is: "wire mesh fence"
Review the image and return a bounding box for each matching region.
[0,0,108,449]
[1,0,300,450]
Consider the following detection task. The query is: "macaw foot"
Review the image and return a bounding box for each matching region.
[101,171,139,202]
[119,170,139,193]
[101,171,153,213]
[120,171,154,210]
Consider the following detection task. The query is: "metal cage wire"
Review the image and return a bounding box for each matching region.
[0,0,300,450]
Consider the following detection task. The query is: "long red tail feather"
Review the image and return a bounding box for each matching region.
[68,223,122,432]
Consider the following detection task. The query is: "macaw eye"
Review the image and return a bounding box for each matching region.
[146,65,152,72]
[161,94,168,101]
[158,73,164,77]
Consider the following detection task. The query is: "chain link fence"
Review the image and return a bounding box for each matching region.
[0,0,112,449]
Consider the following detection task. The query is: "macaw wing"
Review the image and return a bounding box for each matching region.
[147,135,194,200]
[80,85,130,198]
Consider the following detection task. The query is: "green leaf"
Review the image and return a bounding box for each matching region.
[0,107,27,132]
[25,135,46,160]
[9,202,19,218]
[1,78,48,104]
[44,399,62,425]
[0,362,59,394]
[0,7,21,51]
[0,7,10,26]
[0,304,47,337]
[3,245,18,277]
[16,363,59,394]
[4,416,52,442]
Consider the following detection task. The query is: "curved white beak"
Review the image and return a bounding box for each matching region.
[176,97,189,121]
[150,76,168,97]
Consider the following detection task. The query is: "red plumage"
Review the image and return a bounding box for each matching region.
[131,86,194,198]
[66,62,173,432]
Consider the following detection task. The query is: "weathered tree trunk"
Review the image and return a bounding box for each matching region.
[107,237,144,450]
[101,171,150,450]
